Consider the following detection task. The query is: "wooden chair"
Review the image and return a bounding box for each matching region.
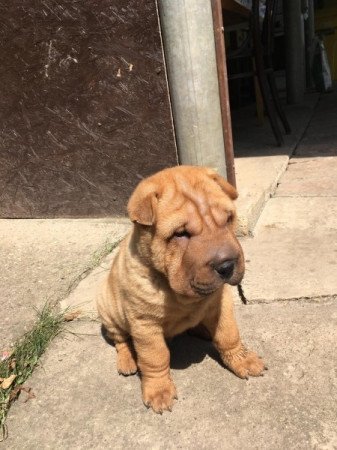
[226,0,291,146]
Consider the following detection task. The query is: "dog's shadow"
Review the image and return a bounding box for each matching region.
[101,326,222,371]
[169,333,222,370]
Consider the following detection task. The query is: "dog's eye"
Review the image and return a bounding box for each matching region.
[172,229,191,239]
[227,213,234,224]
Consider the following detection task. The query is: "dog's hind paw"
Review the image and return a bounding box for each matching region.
[116,343,138,376]
[117,357,138,376]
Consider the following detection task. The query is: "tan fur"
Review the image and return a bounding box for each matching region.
[97,166,266,413]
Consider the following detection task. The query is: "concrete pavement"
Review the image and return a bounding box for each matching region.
[5,300,337,450]
[0,219,130,348]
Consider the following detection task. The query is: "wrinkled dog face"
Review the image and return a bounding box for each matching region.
[128,166,245,299]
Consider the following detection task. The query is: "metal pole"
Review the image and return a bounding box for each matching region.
[211,0,236,188]
[283,0,306,103]
[157,0,227,178]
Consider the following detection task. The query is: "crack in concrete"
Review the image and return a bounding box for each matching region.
[274,195,337,198]
[246,294,337,305]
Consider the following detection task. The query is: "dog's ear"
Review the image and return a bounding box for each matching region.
[206,169,238,200]
[127,180,159,226]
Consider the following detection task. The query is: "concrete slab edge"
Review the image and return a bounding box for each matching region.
[237,156,290,236]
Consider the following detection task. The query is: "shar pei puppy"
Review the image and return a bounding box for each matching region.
[97,166,266,413]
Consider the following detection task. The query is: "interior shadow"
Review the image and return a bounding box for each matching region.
[232,90,337,159]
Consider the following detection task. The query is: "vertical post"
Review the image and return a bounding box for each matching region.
[211,0,236,187]
[283,0,306,103]
[157,0,228,178]
[304,0,315,89]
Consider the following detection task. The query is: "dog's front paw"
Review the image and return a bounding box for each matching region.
[222,345,266,379]
[141,376,178,413]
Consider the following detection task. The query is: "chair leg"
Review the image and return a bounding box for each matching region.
[255,62,284,146]
[254,75,265,125]
[253,60,265,125]
[251,1,284,146]
[267,71,291,134]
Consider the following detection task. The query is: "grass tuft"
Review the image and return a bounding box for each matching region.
[0,306,65,441]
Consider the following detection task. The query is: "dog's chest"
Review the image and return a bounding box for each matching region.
[163,305,207,338]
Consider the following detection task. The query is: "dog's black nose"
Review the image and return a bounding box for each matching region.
[213,259,236,279]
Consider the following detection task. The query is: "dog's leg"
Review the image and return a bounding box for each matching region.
[202,292,266,379]
[132,331,177,413]
[105,328,138,376]
[115,341,138,376]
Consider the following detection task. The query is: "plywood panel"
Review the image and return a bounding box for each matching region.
[0,0,177,217]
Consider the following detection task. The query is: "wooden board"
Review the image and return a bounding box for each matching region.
[0,0,177,217]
